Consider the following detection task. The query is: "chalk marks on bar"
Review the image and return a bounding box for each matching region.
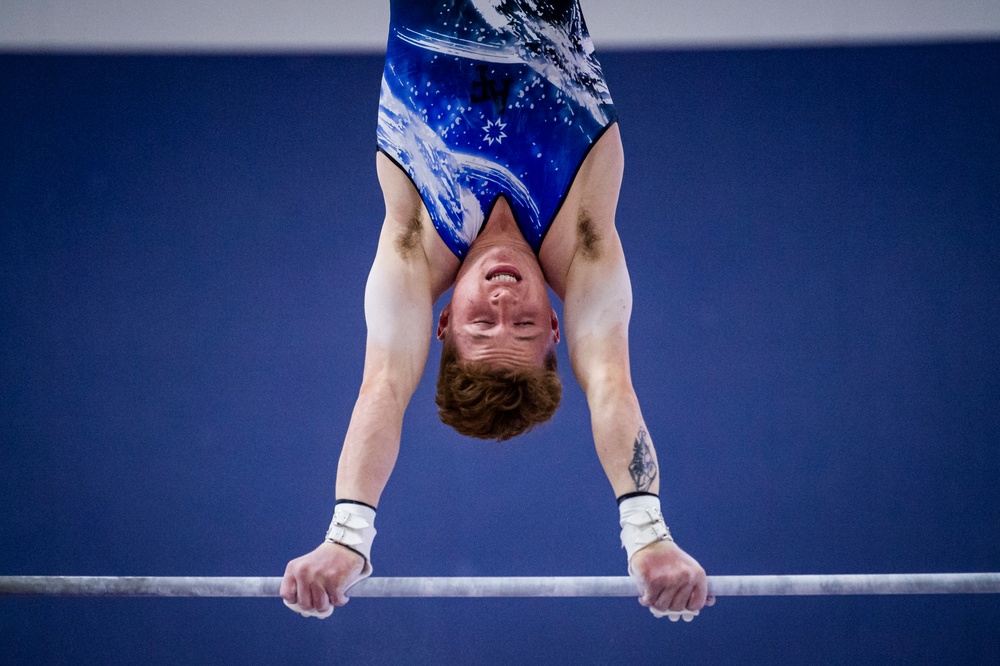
[1,574,999,598]
[708,573,1000,596]
[0,576,281,598]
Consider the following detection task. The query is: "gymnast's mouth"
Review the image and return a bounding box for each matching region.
[486,265,522,282]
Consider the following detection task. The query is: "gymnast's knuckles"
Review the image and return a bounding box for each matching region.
[281,541,365,618]
[629,540,709,613]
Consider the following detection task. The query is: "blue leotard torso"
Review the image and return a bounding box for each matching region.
[378,0,617,259]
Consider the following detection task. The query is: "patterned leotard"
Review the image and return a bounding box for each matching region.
[377,0,617,259]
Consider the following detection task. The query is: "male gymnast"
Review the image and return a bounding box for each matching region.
[282,0,712,621]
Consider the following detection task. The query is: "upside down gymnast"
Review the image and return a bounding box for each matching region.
[282,0,713,621]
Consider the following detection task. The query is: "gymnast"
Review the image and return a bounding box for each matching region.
[282,0,712,621]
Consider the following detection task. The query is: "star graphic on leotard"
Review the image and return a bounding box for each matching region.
[482,118,507,146]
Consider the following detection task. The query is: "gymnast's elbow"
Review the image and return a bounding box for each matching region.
[355,366,418,417]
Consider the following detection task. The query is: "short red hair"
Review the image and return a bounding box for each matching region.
[435,342,562,442]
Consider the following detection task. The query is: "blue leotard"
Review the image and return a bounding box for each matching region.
[378,0,617,259]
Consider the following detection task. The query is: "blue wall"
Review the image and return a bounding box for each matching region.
[1,43,998,664]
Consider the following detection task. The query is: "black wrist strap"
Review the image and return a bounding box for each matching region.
[616,491,659,506]
[335,498,377,512]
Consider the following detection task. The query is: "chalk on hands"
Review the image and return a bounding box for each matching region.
[283,598,333,619]
[649,606,699,622]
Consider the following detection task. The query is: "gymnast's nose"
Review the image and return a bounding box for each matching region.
[490,287,516,306]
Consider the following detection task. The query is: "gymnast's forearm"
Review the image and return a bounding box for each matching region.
[568,331,659,499]
[332,227,435,507]
[333,382,410,507]
[585,378,661,498]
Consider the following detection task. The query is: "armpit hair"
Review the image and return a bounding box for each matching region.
[394,215,422,259]
[577,212,602,261]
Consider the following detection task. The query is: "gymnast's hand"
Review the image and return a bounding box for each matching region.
[629,540,715,621]
[281,542,365,619]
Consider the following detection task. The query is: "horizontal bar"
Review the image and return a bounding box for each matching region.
[1,574,999,598]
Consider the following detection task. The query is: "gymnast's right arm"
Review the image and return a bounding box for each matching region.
[280,155,456,618]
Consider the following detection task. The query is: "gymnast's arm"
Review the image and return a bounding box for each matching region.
[564,226,709,616]
[554,131,710,617]
[281,155,457,617]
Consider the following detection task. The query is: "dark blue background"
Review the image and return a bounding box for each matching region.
[2,42,998,664]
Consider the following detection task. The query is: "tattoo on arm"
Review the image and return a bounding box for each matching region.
[627,427,657,491]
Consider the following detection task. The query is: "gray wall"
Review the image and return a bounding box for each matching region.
[3,0,1000,51]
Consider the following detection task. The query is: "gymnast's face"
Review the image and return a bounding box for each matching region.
[437,244,560,367]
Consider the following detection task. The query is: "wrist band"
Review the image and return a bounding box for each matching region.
[616,490,659,506]
[618,494,673,565]
[325,501,377,578]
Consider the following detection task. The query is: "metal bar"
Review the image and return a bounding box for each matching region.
[1,574,999,598]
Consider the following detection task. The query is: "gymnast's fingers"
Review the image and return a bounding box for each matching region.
[294,573,314,611]
[689,578,709,611]
[668,582,696,613]
[280,573,331,618]
[331,582,350,607]
[279,572,296,605]
[283,598,334,619]
[650,585,675,614]
[310,582,331,615]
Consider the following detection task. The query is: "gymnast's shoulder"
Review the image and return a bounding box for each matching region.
[540,123,625,298]
[372,152,459,298]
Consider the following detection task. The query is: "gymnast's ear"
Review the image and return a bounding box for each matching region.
[550,308,560,345]
[437,304,451,341]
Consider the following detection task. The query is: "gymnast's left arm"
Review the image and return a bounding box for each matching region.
[562,222,713,620]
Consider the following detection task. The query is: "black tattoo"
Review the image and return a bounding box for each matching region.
[627,427,657,491]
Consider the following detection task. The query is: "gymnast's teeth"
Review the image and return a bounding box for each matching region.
[488,274,518,283]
